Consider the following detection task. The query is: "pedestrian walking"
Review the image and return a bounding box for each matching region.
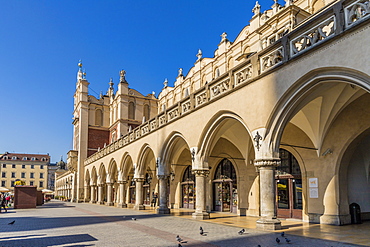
[0,194,7,213]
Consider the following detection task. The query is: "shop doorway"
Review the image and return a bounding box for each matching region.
[213,159,237,213]
[276,149,302,219]
[181,166,195,209]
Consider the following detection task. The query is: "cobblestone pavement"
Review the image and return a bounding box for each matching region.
[0,200,365,247]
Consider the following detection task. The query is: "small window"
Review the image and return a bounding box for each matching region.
[31,157,36,161]
[30,173,34,178]
[21,172,25,178]
[11,181,15,187]
[12,164,16,169]
[39,181,44,188]
[1,181,5,187]
[22,157,27,161]
[1,172,5,178]
[11,172,15,178]
[40,165,44,169]
[40,173,44,179]
[22,165,25,169]
[30,181,34,186]
[12,156,17,160]
[3,156,8,160]
[31,165,34,169]
[41,157,47,161]
[2,164,6,168]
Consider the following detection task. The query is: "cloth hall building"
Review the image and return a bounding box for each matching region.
[56,0,370,230]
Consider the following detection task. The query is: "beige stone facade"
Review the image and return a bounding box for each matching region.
[56,0,370,229]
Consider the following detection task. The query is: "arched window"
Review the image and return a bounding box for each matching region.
[143,104,150,122]
[128,102,135,120]
[95,109,103,126]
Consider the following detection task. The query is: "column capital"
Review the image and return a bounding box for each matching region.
[192,169,210,177]
[133,177,145,182]
[157,174,169,180]
[254,158,280,168]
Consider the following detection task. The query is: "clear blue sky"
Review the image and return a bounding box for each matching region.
[0,1,275,163]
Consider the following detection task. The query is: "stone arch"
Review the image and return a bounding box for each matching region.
[98,163,106,185]
[160,132,192,209]
[136,144,156,178]
[120,153,134,181]
[107,158,118,183]
[85,169,90,186]
[197,111,256,216]
[266,67,370,157]
[91,166,98,185]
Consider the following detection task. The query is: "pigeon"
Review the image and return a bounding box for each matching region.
[285,237,291,243]
[8,220,15,225]
[131,217,136,221]
[178,244,182,247]
[281,232,285,237]
[200,226,203,231]
[176,235,183,242]
[238,228,245,235]
[276,237,280,244]
[200,228,204,235]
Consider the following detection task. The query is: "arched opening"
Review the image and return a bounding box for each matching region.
[128,101,135,120]
[181,165,195,209]
[95,109,103,126]
[213,158,237,213]
[143,104,150,122]
[276,148,302,218]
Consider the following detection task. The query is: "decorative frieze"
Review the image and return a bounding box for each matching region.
[195,91,207,107]
[159,114,167,126]
[141,124,149,135]
[167,108,179,122]
[234,64,252,87]
[290,16,336,56]
[210,79,230,99]
[150,120,157,130]
[345,0,370,27]
[181,100,191,114]
[260,47,284,72]
[129,132,135,141]
[135,129,140,138]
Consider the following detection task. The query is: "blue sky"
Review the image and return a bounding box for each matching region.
[0,1,275,163]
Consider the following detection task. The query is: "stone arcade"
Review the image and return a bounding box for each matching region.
[56,0,370,230]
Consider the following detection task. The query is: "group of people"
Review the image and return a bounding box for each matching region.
[0,193,11,213]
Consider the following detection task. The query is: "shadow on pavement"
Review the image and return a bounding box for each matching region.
[0,233,97,247]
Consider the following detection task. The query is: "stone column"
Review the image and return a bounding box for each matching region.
[118,181,127,208]
[192,169,210,220]
[90,185,97,203]
[157,175,170,214]
[97,184,104,204]
[134,178,145,210]
[254,159,281,230]
[106,182,114,206]
[84,185,90,202]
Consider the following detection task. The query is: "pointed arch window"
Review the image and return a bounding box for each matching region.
[128,102,135,120]
[95,109,103,126]
[143,104,150,122]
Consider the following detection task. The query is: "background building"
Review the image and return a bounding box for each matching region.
[0,152,50,190]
